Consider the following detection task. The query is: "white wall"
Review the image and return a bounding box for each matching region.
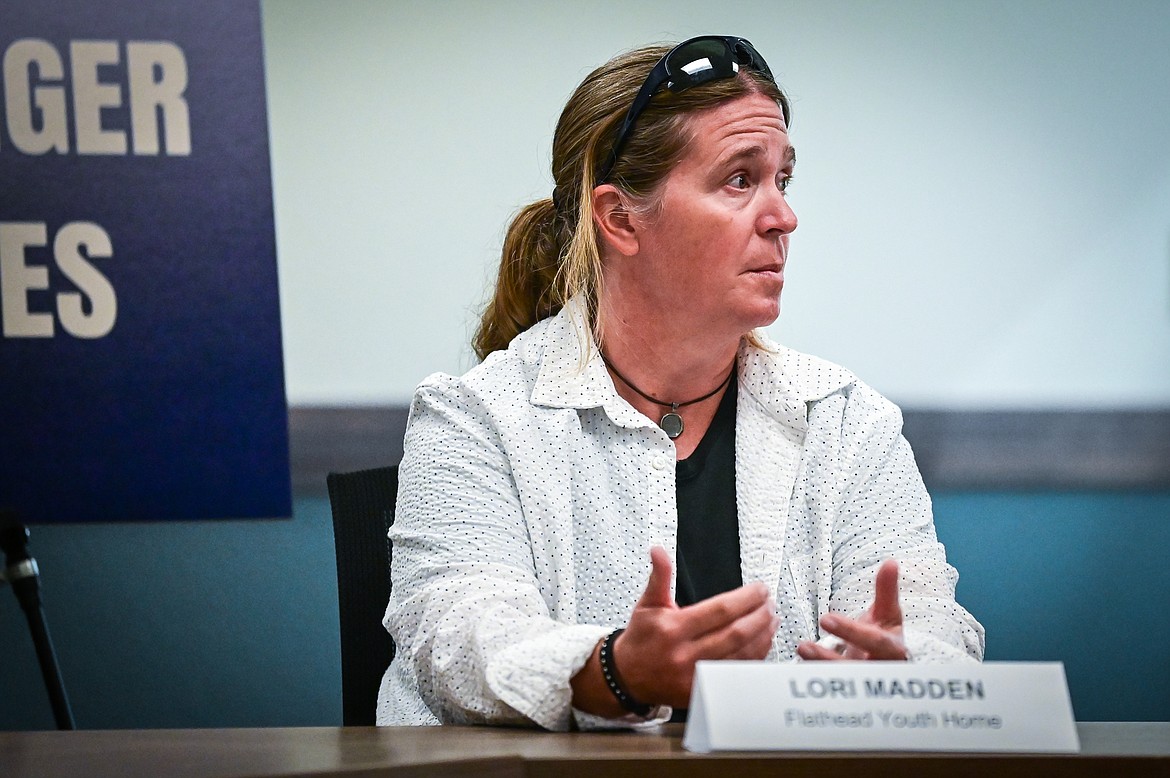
[262,0,1170,408]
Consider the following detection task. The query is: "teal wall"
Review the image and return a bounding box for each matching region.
[1,497,339,730]
[933,492,1170,720]
[3,492,1168,729]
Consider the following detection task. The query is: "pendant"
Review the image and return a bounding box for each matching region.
[660,407,684,439]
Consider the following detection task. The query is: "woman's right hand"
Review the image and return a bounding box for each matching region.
[613,546,779,709]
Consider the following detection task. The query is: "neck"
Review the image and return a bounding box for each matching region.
[601,350,733,410]
[596,291,743,401]
[596,294,741,454]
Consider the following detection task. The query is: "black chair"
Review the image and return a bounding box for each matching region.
[326,464,398,726]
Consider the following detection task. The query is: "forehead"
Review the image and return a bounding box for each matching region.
[681,92,789,159]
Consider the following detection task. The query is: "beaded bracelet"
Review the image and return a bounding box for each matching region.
[598,628,653,717]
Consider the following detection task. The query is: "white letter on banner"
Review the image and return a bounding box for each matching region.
[3,39,69,154]
[71,41,127,155]
[127,41,191,156]
[54,222,116,338]
[0,222,54,337]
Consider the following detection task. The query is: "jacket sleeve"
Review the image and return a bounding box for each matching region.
[820,384,986,662]
[385,374,661,730]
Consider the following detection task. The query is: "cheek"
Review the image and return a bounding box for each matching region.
[649,206,748,281]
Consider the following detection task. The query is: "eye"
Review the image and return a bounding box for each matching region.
[779,174,794,193]
[728,172,751,190]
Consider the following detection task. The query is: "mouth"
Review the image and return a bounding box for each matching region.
[745,263,784,279]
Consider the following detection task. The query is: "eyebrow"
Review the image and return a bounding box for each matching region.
[717,144,797,169]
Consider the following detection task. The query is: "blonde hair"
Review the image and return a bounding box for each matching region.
[472,44,790,360]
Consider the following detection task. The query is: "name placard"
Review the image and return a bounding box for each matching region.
[683,661,1079,753]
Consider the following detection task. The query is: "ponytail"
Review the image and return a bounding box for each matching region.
[472,198,565,360]
[473,114,613,362]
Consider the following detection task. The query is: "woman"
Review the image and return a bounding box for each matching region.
[378,36,984,730]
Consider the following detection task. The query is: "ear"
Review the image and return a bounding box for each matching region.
[592,184,640,257]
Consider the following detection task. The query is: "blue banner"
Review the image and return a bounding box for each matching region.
[0,1,290,522]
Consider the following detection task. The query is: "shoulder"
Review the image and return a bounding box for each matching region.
[743,332,902,434]
[410,315,554,420]
[742,331,853,401]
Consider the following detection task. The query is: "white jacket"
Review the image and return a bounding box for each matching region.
[377,299,984,730]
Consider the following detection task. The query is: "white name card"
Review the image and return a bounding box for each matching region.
[683,661,1079,753]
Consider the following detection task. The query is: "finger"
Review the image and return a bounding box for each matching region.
[728,615,779,660]
[690,601,776,659]
[797,640,844,661]
[635,545,676,609]
[820,613,907,660]
[681,582,771,637]
[869,559,904,628]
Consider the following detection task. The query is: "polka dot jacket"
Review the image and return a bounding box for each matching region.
[377,298,985,730]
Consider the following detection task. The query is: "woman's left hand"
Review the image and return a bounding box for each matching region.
[796,559,908,661]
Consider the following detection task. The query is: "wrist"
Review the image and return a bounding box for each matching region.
[599,628,653,717]
[569,637,625,718]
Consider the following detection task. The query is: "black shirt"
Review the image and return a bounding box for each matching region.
[674,369,742,607]
[670,370,741,723]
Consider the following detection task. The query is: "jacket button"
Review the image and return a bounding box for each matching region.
[652,455,669,470]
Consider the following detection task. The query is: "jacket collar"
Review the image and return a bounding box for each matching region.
[528,298,650,430]
[527,297,852,432]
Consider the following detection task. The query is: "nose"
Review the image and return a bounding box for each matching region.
[758,184,797,236]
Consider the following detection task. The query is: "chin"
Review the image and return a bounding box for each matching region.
[720,290,782,335]
[754,294,783,326]
[736,303,781,333]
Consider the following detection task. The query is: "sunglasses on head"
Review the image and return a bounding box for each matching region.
[595,35,776,187]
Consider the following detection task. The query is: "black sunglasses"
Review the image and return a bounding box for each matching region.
[595,35,776,186]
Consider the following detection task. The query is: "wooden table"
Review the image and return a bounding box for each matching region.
[2,722,1167,777]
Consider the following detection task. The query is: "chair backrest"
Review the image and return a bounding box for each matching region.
[326,464,398,726]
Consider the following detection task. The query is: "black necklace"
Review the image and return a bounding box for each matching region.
[600,352,735,439]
